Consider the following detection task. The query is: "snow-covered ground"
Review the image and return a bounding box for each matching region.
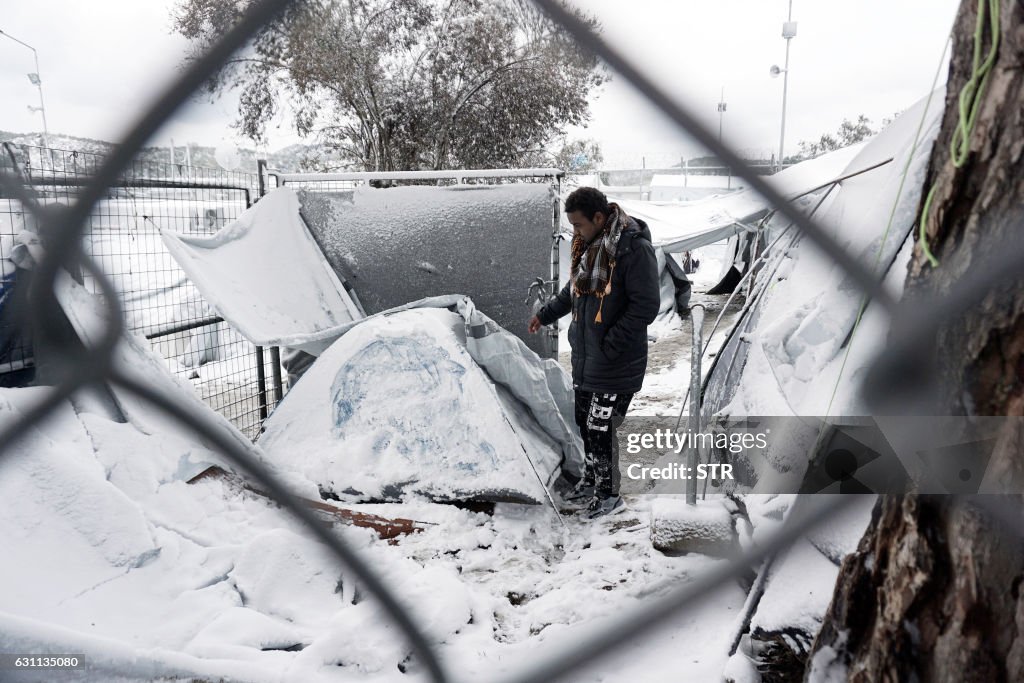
[0,378,748,682]
[0,237,808,683]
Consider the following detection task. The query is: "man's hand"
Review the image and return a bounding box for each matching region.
[527,314,543,334]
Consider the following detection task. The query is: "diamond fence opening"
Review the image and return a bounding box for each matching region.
[0,1,1016,682]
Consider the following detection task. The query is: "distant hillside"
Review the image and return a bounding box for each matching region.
[0,130,345,174]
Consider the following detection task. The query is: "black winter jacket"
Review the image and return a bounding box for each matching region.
[538,217,660,393]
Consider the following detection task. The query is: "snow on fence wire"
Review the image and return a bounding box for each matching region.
[0,141,285,439]
[0,1,1016,681]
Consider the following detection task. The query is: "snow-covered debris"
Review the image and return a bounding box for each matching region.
[804,494,877,565]
[725,495,875,681]
[650,497,737,555]
[0,389,158,587]
[53,270,278,474]
[737,538,838,680]
[752,538,841,637]
[294,564,471,673]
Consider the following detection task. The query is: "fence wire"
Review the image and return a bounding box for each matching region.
[0,1,1018,682]
[0,142,284,439]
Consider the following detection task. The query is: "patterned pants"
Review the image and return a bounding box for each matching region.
[574,390,634,497]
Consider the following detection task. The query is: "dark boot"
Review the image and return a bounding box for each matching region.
[585,494,626,519]
[564,478,595,503]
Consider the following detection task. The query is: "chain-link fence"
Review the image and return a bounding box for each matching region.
[0,1,1018,682]
[0,142,284,439]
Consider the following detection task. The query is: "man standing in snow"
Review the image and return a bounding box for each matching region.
[528,187,660,518]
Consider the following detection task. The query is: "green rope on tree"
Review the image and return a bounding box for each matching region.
[918,0,1001,268]
[951,0,1001,167]
[918,184,940,267]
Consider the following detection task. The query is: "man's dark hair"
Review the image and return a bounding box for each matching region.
[565,187,610,221]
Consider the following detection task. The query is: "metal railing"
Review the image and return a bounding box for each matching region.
[0,1,1019,682]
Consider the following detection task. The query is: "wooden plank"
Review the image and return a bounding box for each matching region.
[187,465,425,542]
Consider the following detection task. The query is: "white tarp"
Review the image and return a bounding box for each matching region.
[698,89,947,492]
[259,295,584,503]
[160,188,362,356]
[613,145,866,253]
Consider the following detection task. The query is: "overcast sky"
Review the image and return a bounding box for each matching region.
[1,1,959,167]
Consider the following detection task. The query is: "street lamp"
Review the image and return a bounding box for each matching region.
[716,87,727,144]
[0,28,50,147]
[717,87,731,189]
[770,2,796,171]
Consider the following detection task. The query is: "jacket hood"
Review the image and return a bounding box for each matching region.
[617,215,652,256]
[630,216,653,242]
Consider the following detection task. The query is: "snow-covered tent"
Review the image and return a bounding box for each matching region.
[610,146,868,296]
[155,181,582,502]
[615,146,864,255]
[259,295,584,504]
[697,89,947,492]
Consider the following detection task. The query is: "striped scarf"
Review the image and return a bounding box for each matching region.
[571,203,627,322]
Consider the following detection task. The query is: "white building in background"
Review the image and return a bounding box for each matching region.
[648,173,744,202]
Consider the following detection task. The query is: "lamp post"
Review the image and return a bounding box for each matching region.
[717,88,730,188]
[717,87,726,143]
[770,2,796,171]
[1,28,50,147]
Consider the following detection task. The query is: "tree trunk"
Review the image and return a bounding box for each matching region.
[807,1,1024,681]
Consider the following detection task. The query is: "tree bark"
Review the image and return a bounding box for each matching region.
[807,1,1024,681]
